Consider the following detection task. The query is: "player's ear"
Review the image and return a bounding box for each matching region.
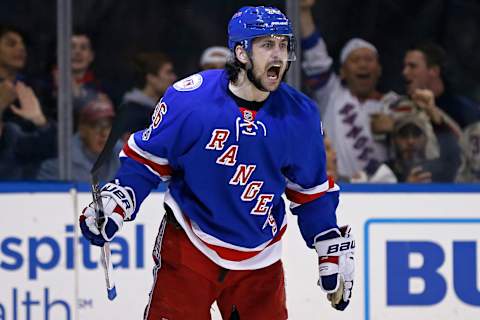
[235,45,249,64]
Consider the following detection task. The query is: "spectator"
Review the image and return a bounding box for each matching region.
[199,46,230,70]
[119,52,176,139]
[0,25,26,82]
[37,96,121,182]
[386,111,458,183]
[324,135,397,183]
[0,24,38,130]
[47,30,104,126]
[300,0,395,180]
[71,31,97,96]
[456,122,480,183]
[403,42,480,128]
[379,88,463,178]
[0,81,56,180]
[372,88,463,147]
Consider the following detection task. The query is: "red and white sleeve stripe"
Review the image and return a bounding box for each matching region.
[120,135,173,181]
[285,176,339,208]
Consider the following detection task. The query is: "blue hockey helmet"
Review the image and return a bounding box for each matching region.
[228,6,296,61]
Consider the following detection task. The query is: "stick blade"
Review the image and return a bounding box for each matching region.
[107,286,117,300]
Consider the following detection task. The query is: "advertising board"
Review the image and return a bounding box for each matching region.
[1,184,479,319]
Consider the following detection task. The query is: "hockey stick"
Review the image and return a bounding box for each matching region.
[90,179,117,300]
[90,104,129,300]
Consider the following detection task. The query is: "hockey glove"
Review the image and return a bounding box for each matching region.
[79,182,135,247]
[314,225,355,311]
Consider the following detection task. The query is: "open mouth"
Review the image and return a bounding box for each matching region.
[267,65,281,80]
[356,73,371,80]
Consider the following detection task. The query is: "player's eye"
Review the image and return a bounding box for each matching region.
[262,41,273,48]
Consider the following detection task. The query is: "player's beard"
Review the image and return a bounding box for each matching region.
[246,60,286,92]
[246,60,269,92]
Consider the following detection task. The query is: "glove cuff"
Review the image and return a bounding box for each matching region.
[101,182,136,220]
[314,227,355,257]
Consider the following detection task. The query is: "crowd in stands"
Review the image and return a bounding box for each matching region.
[300,0,480,183]
[0,2,479,184]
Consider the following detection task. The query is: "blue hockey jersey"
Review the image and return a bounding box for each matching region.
[116,70,340,270]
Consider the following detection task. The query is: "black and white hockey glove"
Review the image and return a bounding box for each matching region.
[314,225,355,311]
[79,182,135,247]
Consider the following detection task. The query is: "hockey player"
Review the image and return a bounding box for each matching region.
[80,6,354,319]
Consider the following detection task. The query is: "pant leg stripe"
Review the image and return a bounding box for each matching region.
[144,216,167,320]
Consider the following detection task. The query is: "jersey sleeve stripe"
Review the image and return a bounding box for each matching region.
[285,177,330,194]
[286,177,339,206]
[127,135,170,165]
[285,188,327,205]
[122,140,173,179]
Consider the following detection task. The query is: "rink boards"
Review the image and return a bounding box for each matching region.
[0,183,479,320]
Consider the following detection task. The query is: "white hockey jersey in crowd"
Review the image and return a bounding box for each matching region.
[301,32,389,178]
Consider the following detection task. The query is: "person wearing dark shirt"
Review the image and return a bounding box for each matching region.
[387,112,459,183]
[0,81,56,180]
[0,24,38,131]
[45,31,105,126]
[119,52,177,140]
[403,42,480,128]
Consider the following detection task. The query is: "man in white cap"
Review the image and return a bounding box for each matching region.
[300,0,394,180]
[199,46,231,70]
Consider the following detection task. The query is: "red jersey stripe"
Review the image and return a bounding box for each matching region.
[286,176,336,205]
[123,143,173,177]
[197,224,287,262]
[285,188,327,204]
